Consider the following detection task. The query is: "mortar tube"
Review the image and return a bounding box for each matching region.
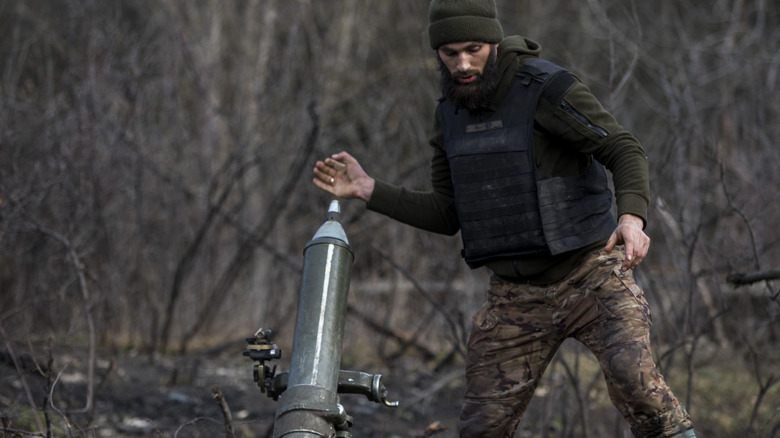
[273,200,354,438]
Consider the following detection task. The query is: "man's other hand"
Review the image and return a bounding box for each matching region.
[605,214,650,272]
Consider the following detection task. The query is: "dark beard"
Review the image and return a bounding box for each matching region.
[438,47,498,113]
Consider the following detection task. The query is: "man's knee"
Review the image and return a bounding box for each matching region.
[458,398,523,438]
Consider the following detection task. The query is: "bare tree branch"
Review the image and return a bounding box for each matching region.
[370,244,467,357]
[727,270,780,287]
[178,102,320,353]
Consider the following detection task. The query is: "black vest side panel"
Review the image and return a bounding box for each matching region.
[537,158,616,255]
[440,59,616,268]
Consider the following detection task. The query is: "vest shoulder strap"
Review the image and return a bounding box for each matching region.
[518,58,576,105]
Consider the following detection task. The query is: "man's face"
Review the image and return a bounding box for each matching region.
[437,41,498,112]
[437,41,495,84]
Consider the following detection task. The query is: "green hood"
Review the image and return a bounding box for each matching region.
[490,35,542,111]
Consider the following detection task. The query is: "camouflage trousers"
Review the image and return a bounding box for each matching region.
[460,247,694,438]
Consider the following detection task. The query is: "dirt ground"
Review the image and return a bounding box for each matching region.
[0,342,465,438]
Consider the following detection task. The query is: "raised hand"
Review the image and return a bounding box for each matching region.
[312,151,375,202]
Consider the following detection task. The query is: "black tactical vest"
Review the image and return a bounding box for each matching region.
[439,59,616,268]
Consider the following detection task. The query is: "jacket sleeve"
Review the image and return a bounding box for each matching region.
[366,109,460,235]
[534,78,650,227]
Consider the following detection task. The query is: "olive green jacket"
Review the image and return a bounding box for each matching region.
[367,36,649,283]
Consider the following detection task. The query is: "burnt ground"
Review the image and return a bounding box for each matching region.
[0,342,465,438]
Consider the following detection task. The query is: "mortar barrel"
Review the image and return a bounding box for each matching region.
[273,200,354,437]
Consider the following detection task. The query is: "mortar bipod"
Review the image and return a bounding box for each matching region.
[243,328,399,408]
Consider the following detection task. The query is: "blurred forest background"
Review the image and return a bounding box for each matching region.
[1,0,779,437]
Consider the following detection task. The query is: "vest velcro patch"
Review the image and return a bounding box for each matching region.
[465,120,503,133]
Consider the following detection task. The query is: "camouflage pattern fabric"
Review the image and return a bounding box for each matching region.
[459,247,694,437]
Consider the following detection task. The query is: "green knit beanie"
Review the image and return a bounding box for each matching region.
[428,0,504,50]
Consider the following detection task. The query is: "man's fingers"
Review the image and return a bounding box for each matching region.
[624,240,634,261]
[312,177,335,194]
[330,151,353,163]
[621,237,649,271]
[312,166,331,182]
[328,159,347,170]
[604,230,619,252]
[623,232,640,270]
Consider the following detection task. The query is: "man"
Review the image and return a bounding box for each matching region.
[312,1,697,437]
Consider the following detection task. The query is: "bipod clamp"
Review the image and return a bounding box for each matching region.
[243,328,284,400]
